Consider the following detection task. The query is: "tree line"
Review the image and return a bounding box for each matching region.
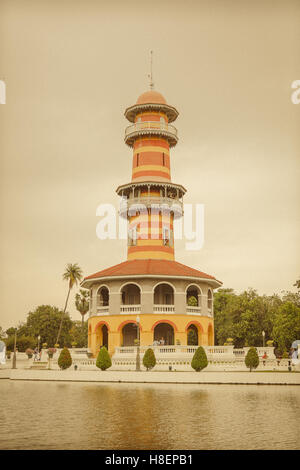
[214,281,300,353]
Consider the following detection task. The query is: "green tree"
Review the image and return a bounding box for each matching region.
[143,348,156,370]
[75,289,90,329]
[26,305,73,347]
[191,346,208,371]
[96,346,112,370]
[213,288,237,346]
[56,263,83,345]
[5,335,36,352]
[272,302,300,353]
[6,327,16,337]
[58,347,72,370]
[214,288,279,348]
[245,347,259,371]
[69,321,88,348]
[293,279,300,290]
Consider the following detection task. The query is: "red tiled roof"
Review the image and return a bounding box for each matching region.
[83,259,221,284]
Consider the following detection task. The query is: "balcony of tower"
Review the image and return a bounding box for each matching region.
[124,121,178,147]
[116,182,186,219]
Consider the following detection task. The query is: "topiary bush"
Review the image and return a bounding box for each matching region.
[191,346,208,371]
[57,347,72,370]
[245,347,259,371]
[143,348,156,371]
[96,346,112,371]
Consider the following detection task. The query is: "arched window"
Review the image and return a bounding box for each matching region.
[154,283,174,305]
[186,285,201,308]
[207,289,213,310]
[128,226,137,246]
[163,226,170,246]
[121,284,141,305]
[97,286,109,307]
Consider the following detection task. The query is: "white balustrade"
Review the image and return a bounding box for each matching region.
[186,306,201,314]
[125,121,178,142]
[96,306,109,315]
[120,305,141,314]
[153,305,175,314]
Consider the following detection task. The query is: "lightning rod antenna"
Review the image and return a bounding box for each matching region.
[148,50,154,90]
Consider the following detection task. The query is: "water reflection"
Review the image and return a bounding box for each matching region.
[0,380,299,449]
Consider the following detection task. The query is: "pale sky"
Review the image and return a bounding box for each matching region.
[0,0,299,329]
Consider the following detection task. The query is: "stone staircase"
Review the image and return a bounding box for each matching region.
[30,361,48,370]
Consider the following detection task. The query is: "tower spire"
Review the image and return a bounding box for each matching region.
[148,50,154,90]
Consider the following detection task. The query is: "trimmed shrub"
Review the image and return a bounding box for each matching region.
[191,346,208,371]
[96,346,112,371]
[57,347,72,370]
[245,347,259,371]
[143,348,156,371]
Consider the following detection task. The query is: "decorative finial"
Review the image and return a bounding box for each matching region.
[148,50,154,90]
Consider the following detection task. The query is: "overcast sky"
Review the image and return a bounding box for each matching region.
[0,0,299,329]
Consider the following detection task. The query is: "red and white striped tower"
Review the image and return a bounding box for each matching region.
[116,87,186,261]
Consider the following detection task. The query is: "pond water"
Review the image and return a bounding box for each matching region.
[0,380,299,449]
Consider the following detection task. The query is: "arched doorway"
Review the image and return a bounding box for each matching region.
[95,323,109,350]
[187,324,198,345]
[153,322,174,345]
[122,323,138,346]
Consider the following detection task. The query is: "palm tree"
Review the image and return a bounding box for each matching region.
[75,289,90,329]
[56,263,83,345]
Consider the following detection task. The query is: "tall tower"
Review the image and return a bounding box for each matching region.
[82,82,222,359]
[116,89,186,261]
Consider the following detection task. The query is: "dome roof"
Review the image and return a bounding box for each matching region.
[136,90,167,105]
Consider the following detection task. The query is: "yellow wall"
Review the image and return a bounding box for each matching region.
[88,314,214,357]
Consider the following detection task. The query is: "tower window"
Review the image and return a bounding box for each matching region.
[162,153,165,166]
[128,227,137,246]
[136,154,139,166]
[163,226,170,246]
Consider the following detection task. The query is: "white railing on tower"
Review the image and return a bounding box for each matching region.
[153,305,175,314]
[120,305,141,314]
